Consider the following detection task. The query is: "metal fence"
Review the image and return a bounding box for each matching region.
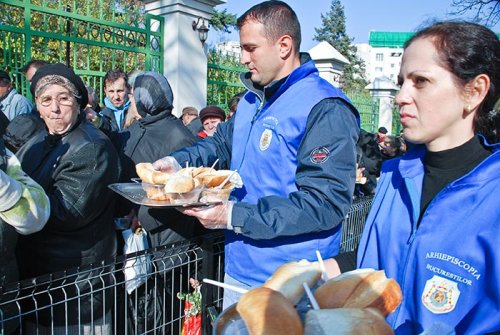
[0,196,372,335]
[0,0,163,100]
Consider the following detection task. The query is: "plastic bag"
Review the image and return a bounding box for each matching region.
[122,227,152,294]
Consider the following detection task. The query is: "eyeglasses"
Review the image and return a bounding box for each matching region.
[37,94,75,107]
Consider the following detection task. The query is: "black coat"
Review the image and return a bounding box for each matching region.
[16,115,120,325]
[117,111,204,249]
[0,139,18,333]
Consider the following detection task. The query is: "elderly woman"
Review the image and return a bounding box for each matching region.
[16,63,120,333]
[327,22,500,333]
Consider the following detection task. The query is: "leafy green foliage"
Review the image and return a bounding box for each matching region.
[313,0,369,91]
[207,49,246,111]
[210,9,237,34]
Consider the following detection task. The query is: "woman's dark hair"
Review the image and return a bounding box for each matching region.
[405,21,500,142]
[237,1,301,53]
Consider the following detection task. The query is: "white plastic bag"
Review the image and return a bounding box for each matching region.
[122,227,152,294]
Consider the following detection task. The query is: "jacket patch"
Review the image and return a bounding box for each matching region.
[422,275,460,314]
[259,129,273,151]
[310,147,330,164]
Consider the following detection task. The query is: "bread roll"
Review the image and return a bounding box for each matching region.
[304,308,394,335]
[314,268,374,309]
[236,287,303,335]
[136,162,171,185]
[164,174,195,193]
[201,170,234,188]
[314,269,402,316]
[192,167,214,177]
[263,259,322,305]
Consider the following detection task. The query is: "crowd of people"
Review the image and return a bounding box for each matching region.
[0,0,499,334]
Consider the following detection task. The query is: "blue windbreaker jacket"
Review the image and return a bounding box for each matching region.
[172,54,360,286]
[357,138,500,334]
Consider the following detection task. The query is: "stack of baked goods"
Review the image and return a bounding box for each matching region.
[234,260,402,335]
[135,163,242,204]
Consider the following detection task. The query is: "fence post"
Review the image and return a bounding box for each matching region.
[145,0,224,116]
[366,76,399,134]
[199,233,219,335]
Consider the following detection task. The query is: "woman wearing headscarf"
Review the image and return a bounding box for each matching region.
[16,63,120,334]
[117,71,199,333]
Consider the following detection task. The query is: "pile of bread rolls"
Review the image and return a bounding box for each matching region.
[235,260,402,335]
[135,162,242,203]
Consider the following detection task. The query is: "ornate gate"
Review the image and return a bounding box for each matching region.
[0,0,163,100]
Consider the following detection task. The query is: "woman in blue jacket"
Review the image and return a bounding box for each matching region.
[328,21,500,334]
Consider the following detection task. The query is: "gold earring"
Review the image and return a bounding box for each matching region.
[466,104,472,114]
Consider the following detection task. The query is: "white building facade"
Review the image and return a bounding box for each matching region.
[356,32,414,84]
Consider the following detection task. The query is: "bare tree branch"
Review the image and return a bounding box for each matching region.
[450,0,500,26]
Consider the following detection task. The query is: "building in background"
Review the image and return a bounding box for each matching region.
[356,32,413,84]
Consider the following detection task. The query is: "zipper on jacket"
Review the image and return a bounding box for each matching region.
[390,178,421,327]
[236,97,264,171]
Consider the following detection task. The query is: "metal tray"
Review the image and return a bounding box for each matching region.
[213,304,248,335]
[108,183,221,208]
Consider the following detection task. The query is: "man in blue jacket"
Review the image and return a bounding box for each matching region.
[154,0,360,308]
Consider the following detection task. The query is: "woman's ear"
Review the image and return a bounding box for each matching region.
[468,74,490,112]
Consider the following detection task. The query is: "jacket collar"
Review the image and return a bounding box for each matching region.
[240,53,317,105]
[398,134,499,180]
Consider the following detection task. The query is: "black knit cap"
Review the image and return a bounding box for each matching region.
[30,63,88,109]
[0,70,11,82]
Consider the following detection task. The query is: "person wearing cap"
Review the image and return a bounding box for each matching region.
[181,106,203,137]
[0,70,33,121]
[15,63,120,333]
[197,105,226,139]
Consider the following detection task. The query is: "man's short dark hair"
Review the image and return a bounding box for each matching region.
[378,127,388,134]
[104,70,130,89]
[237,0,301,53]
[21,60,48,74]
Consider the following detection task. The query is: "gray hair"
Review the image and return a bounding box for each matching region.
[35,75,80,100]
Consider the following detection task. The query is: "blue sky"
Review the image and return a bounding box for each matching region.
[209,0,500,50]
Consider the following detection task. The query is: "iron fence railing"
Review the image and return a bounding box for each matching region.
[0,196,373,335]
[0,0,163,100]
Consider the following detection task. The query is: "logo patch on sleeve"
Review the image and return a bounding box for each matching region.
[422,275,460,314]
[310,147,330,164]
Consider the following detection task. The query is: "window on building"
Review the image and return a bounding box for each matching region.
[375,67,383,72]
[376,53,383,61]
[391,63,395,68]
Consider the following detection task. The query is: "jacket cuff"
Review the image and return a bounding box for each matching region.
[0,169,23,212]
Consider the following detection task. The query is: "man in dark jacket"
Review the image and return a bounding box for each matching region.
[100,70,131,132]
[181,106,203,137]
